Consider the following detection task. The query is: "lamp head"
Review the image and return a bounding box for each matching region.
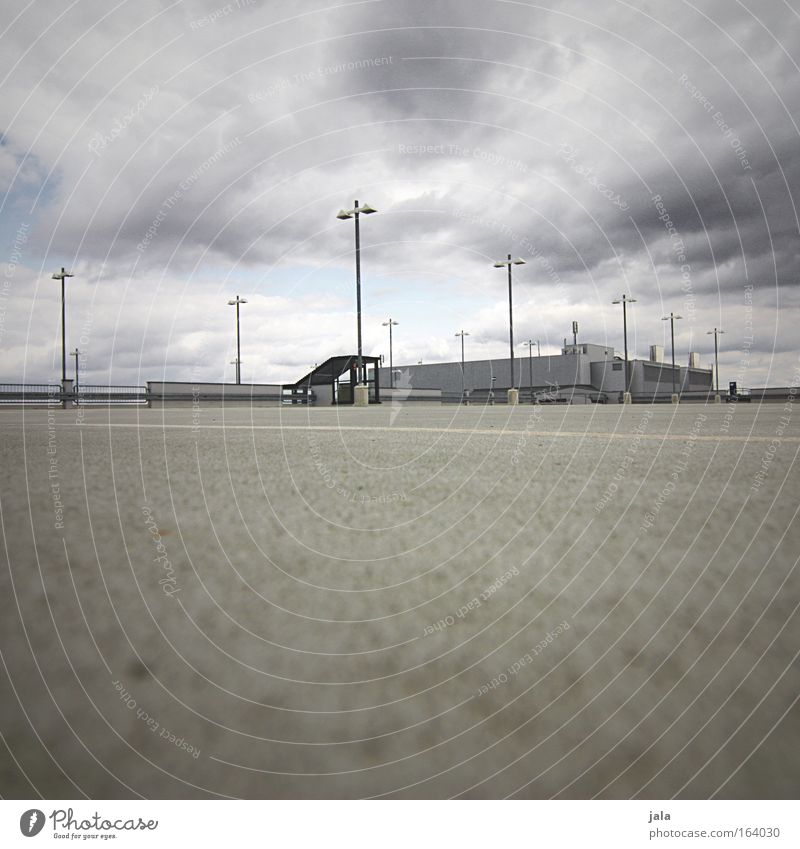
[359,203,377,215]
[512,258,526,265]
[336,209,353,220]
[52,271,74,280]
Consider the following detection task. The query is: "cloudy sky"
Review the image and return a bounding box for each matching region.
[1,0,798,387]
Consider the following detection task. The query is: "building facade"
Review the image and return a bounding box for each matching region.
[378,342,713,403]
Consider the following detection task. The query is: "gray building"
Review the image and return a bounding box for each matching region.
[378,342,713,403]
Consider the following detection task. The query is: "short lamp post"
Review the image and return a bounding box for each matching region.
[661,312,683,402]
[336,200,377,387]
[521,339,536,403]
[612,294,637,403]
[455,330,469,400]
[227,295,247,385]
[382,319,399,387]
[493,255,525,396]
[707,327,724,402]
[51,268,75,386]
[72,348,80,393]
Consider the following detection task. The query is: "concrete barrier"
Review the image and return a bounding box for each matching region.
[147,381,282,407]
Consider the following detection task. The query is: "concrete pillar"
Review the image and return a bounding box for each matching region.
[354,384,369,407]
[671,393,679,404]
[623,392,632,404]
[507,388,519,406]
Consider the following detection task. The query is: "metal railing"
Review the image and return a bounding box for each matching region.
[628,389,737,403]
[0,383,148,406]
[0,384,63,404]
[76,385,148,404]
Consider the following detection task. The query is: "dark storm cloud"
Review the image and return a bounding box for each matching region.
[1,0,798,383]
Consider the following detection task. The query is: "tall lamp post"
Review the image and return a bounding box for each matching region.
[612,294,637,403]
[661,312,683,402]
[227,295,247,385]
[382,319,399,387]
[455,330,469,400]
[337,200,377,386]
[707,327,724,402]
[51,268,75,386]
[493,255,525,401]
[521,339,535,403]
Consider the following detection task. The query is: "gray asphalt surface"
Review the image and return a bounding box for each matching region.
[1,402,798,799]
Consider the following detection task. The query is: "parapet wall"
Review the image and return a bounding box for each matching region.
[147,381,283,407]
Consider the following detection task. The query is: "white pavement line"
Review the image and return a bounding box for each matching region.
[36,421,800,444]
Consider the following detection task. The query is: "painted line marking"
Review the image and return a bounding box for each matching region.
[8,420,799,444]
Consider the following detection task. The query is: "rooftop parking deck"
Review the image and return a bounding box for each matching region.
[1,403,798,798]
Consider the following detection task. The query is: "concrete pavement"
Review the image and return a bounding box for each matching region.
[1,402,798,798]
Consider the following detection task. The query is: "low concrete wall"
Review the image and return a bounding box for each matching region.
[147,381,283,407]
[748,387,795,402]
[382,387,442,403]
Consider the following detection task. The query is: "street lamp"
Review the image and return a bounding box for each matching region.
[227,295,247,385]
[612,294,637,403]
[72,348,80,392]
[493,255,526,391]
[661,312,683,400]
[51,268,75,385]
[336,200,377,385]
[707,327,724,401]
[521,339,536,403]
[455,330,469,399]
[382,319,399,387]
